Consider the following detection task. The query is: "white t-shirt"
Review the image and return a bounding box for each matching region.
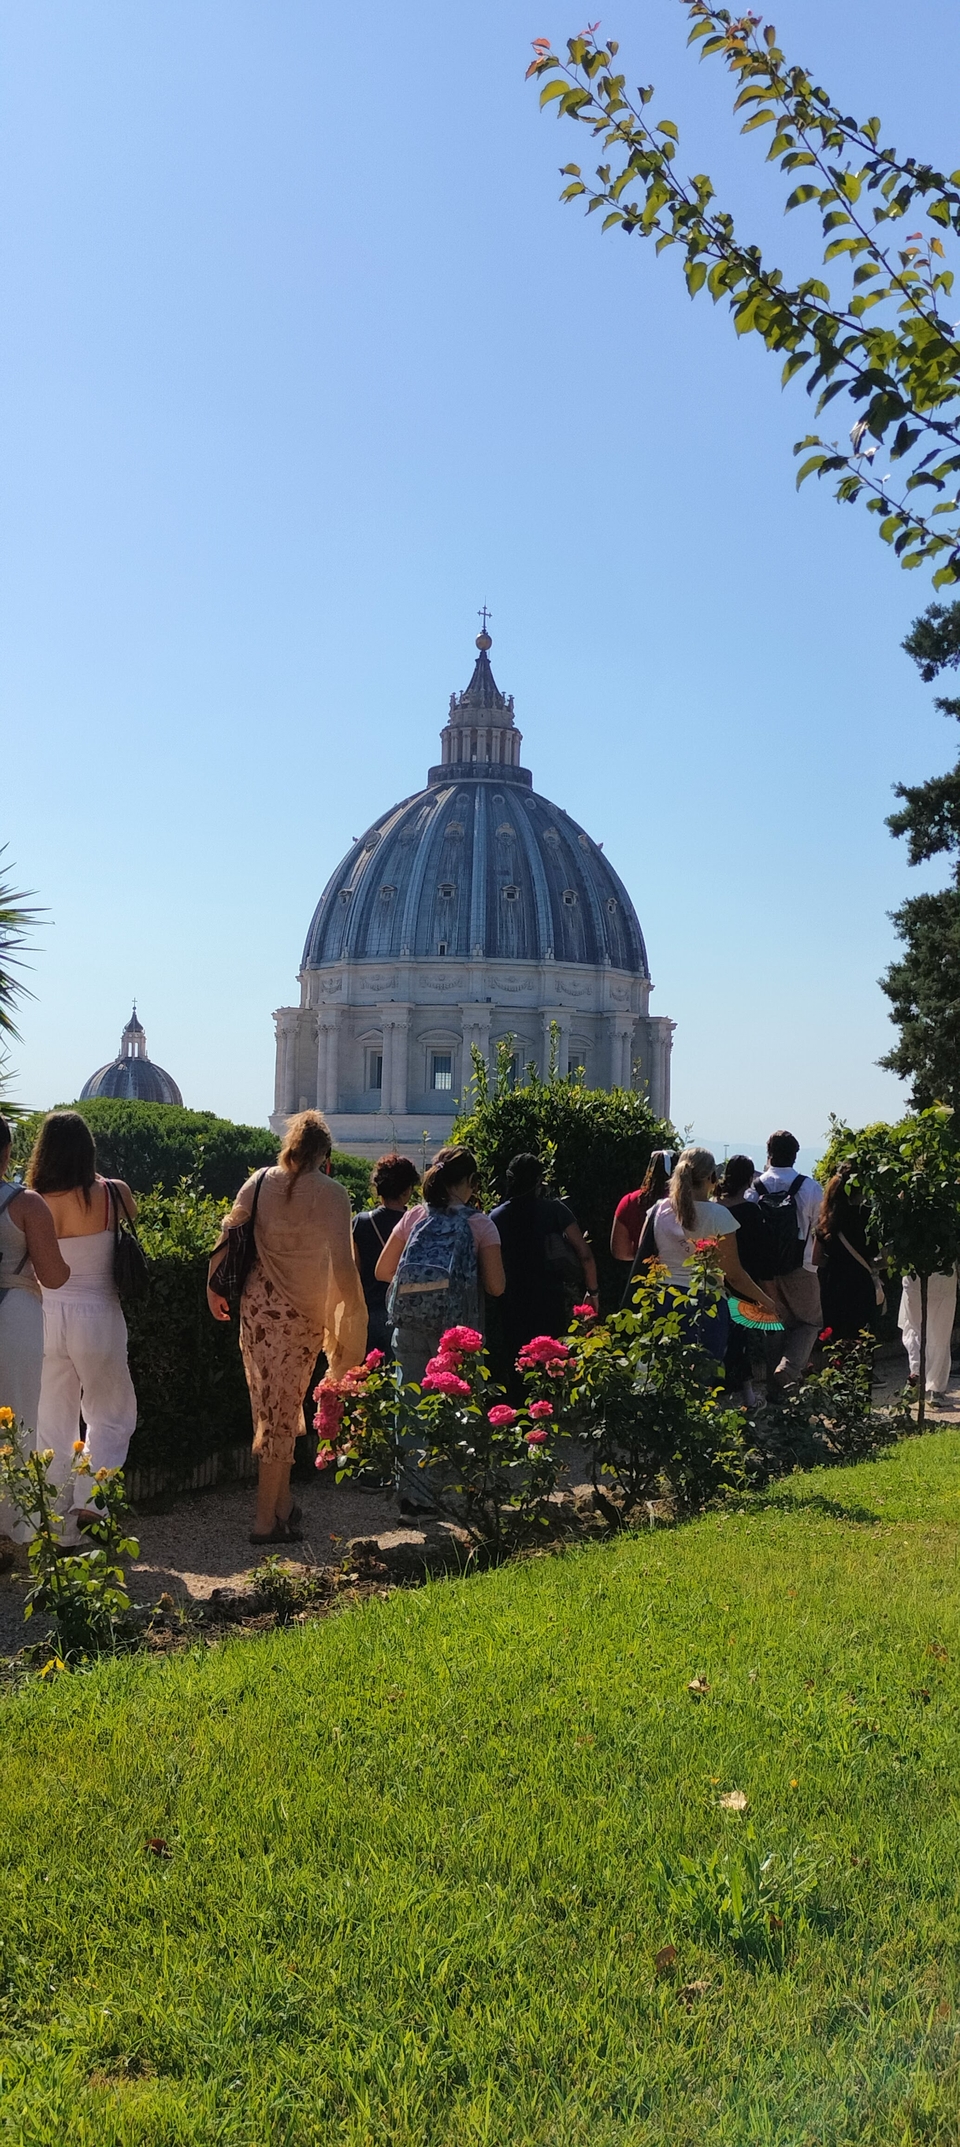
[746,1168,822,1273]
[653,1197,738,1288]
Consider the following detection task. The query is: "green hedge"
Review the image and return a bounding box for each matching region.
[124,1187,251,1478]
[13,1098,372,1209]
[454,1057,675,1310]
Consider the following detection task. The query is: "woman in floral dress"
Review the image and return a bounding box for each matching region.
[208,1111,367,1543]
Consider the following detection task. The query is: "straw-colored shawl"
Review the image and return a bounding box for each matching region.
[220,1166,367,1380]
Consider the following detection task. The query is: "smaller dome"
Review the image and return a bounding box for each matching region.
[80,1006,183,1107]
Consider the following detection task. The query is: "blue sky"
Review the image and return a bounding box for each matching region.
[4,0,959,1163]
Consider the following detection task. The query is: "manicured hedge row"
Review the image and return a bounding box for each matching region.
[125,1188,251,1479]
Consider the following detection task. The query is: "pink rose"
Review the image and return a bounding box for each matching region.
[487,1404,518,1427]
[440,1326,484,1353]
[525,1427,549,1445]
[424,1351,468,1380]
[572,1302,597,1321]
[315,1440,338,1471]
[517,1335,571,1368]
[364,1348,385,1369]
[421,1370,471,1397]
[314,1387,345,1437]
[528,1399,553,1420]
[694,1237,719,1251]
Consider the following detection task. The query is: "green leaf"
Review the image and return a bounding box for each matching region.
[796,453,827,487]
[786,185,821,210]
[656,119,679,141]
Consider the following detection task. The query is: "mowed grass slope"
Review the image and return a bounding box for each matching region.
[3,1437,960,2146]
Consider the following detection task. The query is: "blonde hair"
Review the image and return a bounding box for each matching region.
[278,1109,332,1198]
[668,1146,717,1232]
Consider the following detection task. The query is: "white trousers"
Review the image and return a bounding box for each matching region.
[899,1271,958,1395]
[36,1295,137,1531]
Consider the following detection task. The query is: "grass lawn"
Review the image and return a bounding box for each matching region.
[3,1434,960,2145]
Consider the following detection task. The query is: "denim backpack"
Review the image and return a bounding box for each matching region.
[387,1204,479,1359]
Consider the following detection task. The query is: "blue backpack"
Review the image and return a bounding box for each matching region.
[387,1204,480,1358]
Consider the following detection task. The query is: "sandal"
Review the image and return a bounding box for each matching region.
[249,1501,304,1546]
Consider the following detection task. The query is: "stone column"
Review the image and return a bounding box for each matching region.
[276,1011,301,1115]
[648,1018,675,1120]
[383,1006,411,1116]
[540,1009,570,1080]
[273,1013,289,1119]
[459,1005,492,1099]
[378,1020,394,1117]
[608,1015,634,1090]
[317,1012,340,1115]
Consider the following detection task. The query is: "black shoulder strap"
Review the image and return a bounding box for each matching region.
[789,1173,807,1200]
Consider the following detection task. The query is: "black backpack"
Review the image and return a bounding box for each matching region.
[752,1174,809,1277]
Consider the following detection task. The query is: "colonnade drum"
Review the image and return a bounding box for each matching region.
[271,631,674,1160]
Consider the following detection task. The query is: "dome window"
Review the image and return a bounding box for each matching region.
[339,889,353,905]
[437,941,448,956]
[438,882,456,899]
[562,888,578,907]
[503,885,520,903]
[445,822,463,840]
[496,823,514,838]
[607,897,618,914]
[543,826,560,845]
[379,884,396,902]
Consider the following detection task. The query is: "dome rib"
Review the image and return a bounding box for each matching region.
[301,778,649,977]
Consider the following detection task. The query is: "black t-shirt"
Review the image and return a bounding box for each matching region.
[352,1208,396,1309]
[490,1195,576,1311]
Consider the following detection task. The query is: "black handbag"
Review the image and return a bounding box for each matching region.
[208,1169,267,1313]
[109,1182,150,1303]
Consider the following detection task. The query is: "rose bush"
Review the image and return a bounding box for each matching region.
[323,1327,563,1554]
[567,1248,746,1521]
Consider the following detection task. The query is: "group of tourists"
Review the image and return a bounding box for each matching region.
[1,1104,956,1555]
[611,1132,958,1411]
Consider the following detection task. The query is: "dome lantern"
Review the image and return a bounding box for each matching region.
[80,1007,183,1106]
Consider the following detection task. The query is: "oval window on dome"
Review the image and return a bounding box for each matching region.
[562,889,578,907]
[445,822,464,840]
[503,885,520,903]
[496,823,514,838]
[339,889,353,906]
[606,897,618,914]
[379,884,396,902]
[438,882,456,899]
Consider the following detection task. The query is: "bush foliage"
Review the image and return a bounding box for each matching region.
[124,1185,251,1477]
[454,1047,675,1308]
[12,1097,372,1208]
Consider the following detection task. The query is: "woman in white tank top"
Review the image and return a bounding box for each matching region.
[27,1111,138,1544]
[0,1114,70,1543]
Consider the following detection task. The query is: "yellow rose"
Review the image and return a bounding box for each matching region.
[0,1406,15,1429]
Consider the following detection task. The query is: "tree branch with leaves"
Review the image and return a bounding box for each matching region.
[528,6,960,582]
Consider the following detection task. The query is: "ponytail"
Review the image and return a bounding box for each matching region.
[668,1146,716,1232]
[422,1146,479,1210]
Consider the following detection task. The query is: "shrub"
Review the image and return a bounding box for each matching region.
[124,1184,251,1477]
[322,1332,562,1555]
[454,1044,675,1310]
[13,1099,279,1199]
[12,1096,371,1209]
[567,1254,746,1520]
[0,1427,140,1662]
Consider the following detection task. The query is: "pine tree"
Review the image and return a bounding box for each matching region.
[880,602,960,1107]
